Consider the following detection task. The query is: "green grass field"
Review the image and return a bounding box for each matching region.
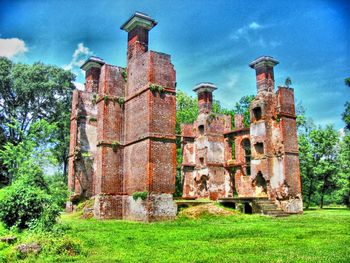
[1,207,349,262]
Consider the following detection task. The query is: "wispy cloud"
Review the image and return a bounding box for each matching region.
[0,38,28,58]
[230,21,263,40]
[249,22,262,30]
[63,43,93,71]
[230,22,281,49]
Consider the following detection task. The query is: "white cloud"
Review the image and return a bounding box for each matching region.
[0,38,28,58]
[73,81,85,91]
[249,22,262,29]
[231,21,263,40]
[230,22,281,49]
[64,43,93,71]
[227,73,239,88]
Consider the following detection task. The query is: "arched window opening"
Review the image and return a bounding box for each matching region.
[242,139,251,176]
[230,138,236,159]
[198,125,205,135]
[252,107,262,121]
[255,142,264,155]
[256,171,267,193]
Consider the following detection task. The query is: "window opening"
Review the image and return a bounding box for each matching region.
[252,107,262,121]
[198,125,204,135]
[242,139,251,176]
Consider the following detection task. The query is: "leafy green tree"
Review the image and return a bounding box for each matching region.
[309,125,339,208]
[233,95,255,127]
[285,77,292,88]
[298,133,317,208]
[345,77,350,87]
[0,120,57,183]
[296,102,316,134]
[175,91,198,136]
[338,134,350,208]
[343,102,350,131]
[0,57,75,183]
[339,77,350,208]
[343,77,350,130]
[0,119,67,230]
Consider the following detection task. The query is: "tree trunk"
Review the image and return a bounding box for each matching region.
[63,156,68,182]
[306,172,314,209]
[319,175,327,209]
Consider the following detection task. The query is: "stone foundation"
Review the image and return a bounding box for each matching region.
[93,193,177,222]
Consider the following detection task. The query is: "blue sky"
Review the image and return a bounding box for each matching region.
[0,0,349,130]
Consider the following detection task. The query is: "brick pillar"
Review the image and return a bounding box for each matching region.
[67,90,79,194]
[193,82,217,114]
[121,13,177,221]
[234,114,244,129]
[81,56,105,93]
[249,56,279,94]
[121,12,157,60]
[94,64,126,219]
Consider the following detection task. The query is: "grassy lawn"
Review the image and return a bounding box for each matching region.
[1,207,349,262]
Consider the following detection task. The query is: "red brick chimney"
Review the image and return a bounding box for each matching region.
[121,12,157,60]
[193,82,217,114]
[249,56,279,94]
[81,56,105,93]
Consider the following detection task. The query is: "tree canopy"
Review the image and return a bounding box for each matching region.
[0,57,75,184]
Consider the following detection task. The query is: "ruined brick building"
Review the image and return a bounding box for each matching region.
[67,12,303,220]
[181,57,303,214]
[67,13,177,221]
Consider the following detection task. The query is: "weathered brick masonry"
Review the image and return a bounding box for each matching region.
[68,12,303,219]
[67,13,177,221]
[181,57,303,214]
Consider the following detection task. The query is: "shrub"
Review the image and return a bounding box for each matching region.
[0,173,65,231]
[121,69,127,82]
[149,83,165,93]
[111,141,120,152]
[132,191,148,201]
[117,97,125,106]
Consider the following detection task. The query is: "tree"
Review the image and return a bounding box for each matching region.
[0,119,67,230]
[233,95,255,127]
[285,77,292,88]
[309,125,339,208]
[345,77,350,87]
[343,77,350,131]
[340,77,350,208]
[298,133,317,208]
[338,134,350,208]
[175,91,198,136]
[296,102,315,135]
[0,57,75,183]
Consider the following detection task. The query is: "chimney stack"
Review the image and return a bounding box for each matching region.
[81,56,105,93]
[249,56,279,94]
[121,12,157,60]
[193,82,217,114]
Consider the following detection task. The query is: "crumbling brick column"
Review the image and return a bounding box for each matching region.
[121,12,177,221]
[248,56,302,213]
[93,64,126,219]
[182,83,231,200]
[193,82,217,114]
[249,56,279,94]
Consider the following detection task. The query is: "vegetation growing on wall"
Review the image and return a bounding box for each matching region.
[132,191,148,201]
